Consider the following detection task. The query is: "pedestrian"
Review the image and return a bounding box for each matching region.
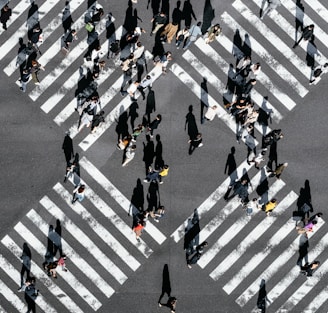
[244,198,261,215]
[18,243,31,291]
[30,60,45,85]
[90,110,105,133]
[132,42,145,63]
[122,142,137,167]
[91,6,104,25]
[45,261,58,278]
[107,39,121,58]
[226,178,250,205]
[203,105,218,123]
[308,212,323,223]
[19,68,31,92]
[72,184,86,203]
[124,80,140,100]
[241,78,257,98]
[133,220,145,242]
[159,296,177,313]
[148,114,162,138]
[154,51,172,73]
[268,162,288,179]
[260,0,281,19]
[183,21,202,50]
[150,205,165,222]
[249,150,266,169]
[120,53,134,94]
[62,1,74,33]
[30,25,43,53]
[63,158,79,183]
[262,129,283,149]
[24,277,38,313]
[150,12,167,35]
[293,24,314,48]
[0,4,11,30]
[160,22,179,44]
[175,27,190,49]
[247,62,261,80]
[57,256,68,272]
[78,109,94,132]
[137,75,153,100]
[263,198,277,216]
[300,261,320,277]
[132,124,145,141]
[188,133,203,155]
[187,241,208,268]
[204,23,222,44]
[296,220,318,234]
[117,134,132,150]
[309,63,328,85]
[63,29,77,53]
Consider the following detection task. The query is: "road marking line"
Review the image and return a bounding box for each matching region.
[0,277,27,312]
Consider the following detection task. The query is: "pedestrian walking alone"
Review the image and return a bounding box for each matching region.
[72,184,86,203]
[293,24,314,48]
[0,4,11,30]
[260,0,281,19]
[204,23,222,44]
[183,21,202,50]
[122,142,137,167]
[24,277,38,313]
[187,241,208,268]
[148,114,162,138]
[263,198,277,216]
[159,296,177,313]
[300,261,320,277]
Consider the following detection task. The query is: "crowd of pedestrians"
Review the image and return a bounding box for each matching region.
[7,0,324,311]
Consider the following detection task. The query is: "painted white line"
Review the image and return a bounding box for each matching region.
[221,11,308,97]
[28,17,108,101]
[282,0,328,50]
[1,235,84,313]
[78,61,162,151]
[79,157,167,245]
[250,0,328,66]
[13,222,102,311]
[64,172,153,258]
[195,37,284,119]
[0,0,62,62]
[266,228,328,311]
[27,209,115,298]
[303,285,328,313]
[0,277,27,312]
[183,47,272,134]
[40,25,123,114]
[4,0,85,77]
[216,34,295,113]
[170,159,253,243]
[223,219,296,294]
[0,1,30,37]
[39,196,128,284]
[233,0,310,79]
[236,219,325,307]
[201,186,293,271]
[276,257,328,312]
[53,183,141,271]
[303,0,328,22]
[202,177,285,267]
[170,63,260,146]
[0,253,58,313]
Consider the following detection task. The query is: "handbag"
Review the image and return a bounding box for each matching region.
[85,22,95,32]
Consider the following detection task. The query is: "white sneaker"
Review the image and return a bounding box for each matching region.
[198,143,203,147]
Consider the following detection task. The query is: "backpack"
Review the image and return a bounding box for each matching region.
[314,68,322,78]
[159,167,169,177]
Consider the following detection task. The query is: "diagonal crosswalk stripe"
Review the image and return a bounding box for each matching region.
[200,184,294,270]
[170,159,253,243]
[233,0,311,79]
[303,284,328,313]
[1,235,84,313]
[39,196,128,285]
[4,0,86,77]
[79,157,167,245]
[235,219,325,307]
[0,0,62,62]
[40,25,123,114]
[221,11,308,97]
[28,17,108,101]
[26,209,115,298]
[13,222,102,311]
[53,183,141,271]
[303,0,328,22]
[0,277,27,312]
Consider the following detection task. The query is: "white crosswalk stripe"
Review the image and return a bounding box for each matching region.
[0,277,27,312]
[1,235,84,313]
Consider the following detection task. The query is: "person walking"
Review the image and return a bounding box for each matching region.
[204,23,222,44]
[187,241,208,268]
[183,21,202,50]
[148,114,162,138]
[122,142,137,167]
[0,4,11,30]
[18,243,31,291]
[300,261,320,277]
[160,22,179,44]
[159,296,177,313]
[263,198,277,216]
[72,184,86,203]
[175,27,189,49]
[91,110,105,133]
[260,0,281,19]
[137,75,152,100]
[268,162,288,179]
[188,133,203,155]
[150,12,167,36]
[24,277,38,313]
[120,53,134,94]
[293,24,314,48]
[30,60,45,85]
[19,68,31,92]
[63,29,77,53]
[133,220,145,242]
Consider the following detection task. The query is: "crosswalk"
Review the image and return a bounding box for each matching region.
[1,0,328,311]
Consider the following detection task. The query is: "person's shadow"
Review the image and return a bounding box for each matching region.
[143,134,155,174]
[115,111,129,142]
[172,1,183,30]
[123,0,134,33]
[106,13,116,45]
[185,105,198,140]
[256,279,270,312]
[161,0,170,23]
[130,178,144,214]
[296,179,313,218]
[146,89,156,123]
[306,36,319,74]
[232,29,243,62]
[27,1,39,34]
[148,0,161,16]
[297,233,309,267]
[295,0,304,43]
[158,264,171,304]
[147,181,159,212]
[201,0,215,34]
[62,1,74,34]
[62,132,74,165]
[257,167,268,205]
[54,220,63,257]
[182,0,196,28]
[267,141,278,170]
[154,134,164,170]
[225,63,236,96]
[129,101,139,131]
[242,33,252,58]
[184,209,200,260]
[200,77,209,124]
[20,243,32,287]
[257,97,272,137]
[224,147,237,176]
